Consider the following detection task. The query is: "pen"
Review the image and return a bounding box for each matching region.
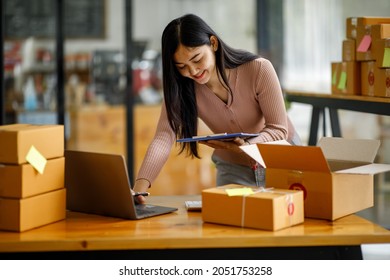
[134,192,150,197]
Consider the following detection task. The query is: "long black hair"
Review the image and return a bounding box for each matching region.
[161,14,259,158]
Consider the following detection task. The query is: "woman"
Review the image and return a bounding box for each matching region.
[133,14,300,203]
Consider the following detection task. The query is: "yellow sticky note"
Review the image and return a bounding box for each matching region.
[332,70,337,85]
[382,48,390,68]
[226,187,254,196]
[25,145,47,174]
[337,71,347,90]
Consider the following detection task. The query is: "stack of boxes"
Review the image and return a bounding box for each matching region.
[332,17,390,97]
[0,124,66,232]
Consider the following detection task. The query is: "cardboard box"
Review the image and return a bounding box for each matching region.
[0,188,66,232]
[331,62,361,95]
[342,39,356,61]
[370,24,390,41]
[346,17,390,39]
[251,138,390,220]
[0,157,65,198]
[361,61,376,96]
[371,38,390,68]
[356,24,373,61]
[202,185,304,231]
[374,68,390,97]
[0,124,64,164]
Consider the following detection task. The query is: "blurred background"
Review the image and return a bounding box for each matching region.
[1,0,390,195]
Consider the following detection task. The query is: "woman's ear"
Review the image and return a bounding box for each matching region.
[210,36,218,51]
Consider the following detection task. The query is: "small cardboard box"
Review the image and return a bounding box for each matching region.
[356,24,373,61]
[371,38,390,68]
[374,68,390,98]
[331,62,361,95]
[342,39,356,61]
[0,188,66,232]
[346,17,390,39]
[251,138,390,221]
[0,124,64,164]
[361,61,376,96]
[202,185,304,231]
[0,157,65,198]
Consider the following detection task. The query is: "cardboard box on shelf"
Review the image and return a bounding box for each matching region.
[361,61,376,96]
[374,68,390,98]
[370,24,390,41]
[0,124,64,164]
[346,17,390,39]
[371,38,390,69]
[356,24,374,61]
[331,61,361,95]
[202,185,304,231]
[241,138,390,221]
[0,188,66,232]
[342,39,356,61]
[0,157,64,199]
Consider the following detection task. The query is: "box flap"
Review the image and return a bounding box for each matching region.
[257,144,330,172]
[317,137,380,163]
[334,163,390,175]
[240,140,290,167]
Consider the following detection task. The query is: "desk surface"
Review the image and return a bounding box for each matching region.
[0,195,389,254]
[285,90,390,103]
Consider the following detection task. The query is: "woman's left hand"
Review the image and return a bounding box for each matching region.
[200,137,248,153]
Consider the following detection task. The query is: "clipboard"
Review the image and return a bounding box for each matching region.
[176,132,260,143]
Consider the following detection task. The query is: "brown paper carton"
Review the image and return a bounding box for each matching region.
[331,62,361,95]
[0,188,66,232]
[361,61,376,96]
[241,138,390,220]
[0,124,64,164]
[0,157,65,198]
[371,38,390,69]
[346,17,390,39]
[342,39,356,61]
[374,68,390,97]
[202,185,304,231]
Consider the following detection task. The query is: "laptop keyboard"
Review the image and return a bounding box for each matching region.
[135,204,158,216]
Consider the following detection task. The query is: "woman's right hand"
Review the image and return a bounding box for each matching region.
[132,178,151,204]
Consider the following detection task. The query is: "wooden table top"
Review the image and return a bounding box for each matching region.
[285,90,390,103]
[0,195,389,253]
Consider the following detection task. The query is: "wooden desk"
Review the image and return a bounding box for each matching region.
[1,195,390,260]
[285,91,390,145]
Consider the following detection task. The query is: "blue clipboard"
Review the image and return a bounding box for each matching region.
[176,132,260,143]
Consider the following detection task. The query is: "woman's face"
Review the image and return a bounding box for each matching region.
[173,37,218,84]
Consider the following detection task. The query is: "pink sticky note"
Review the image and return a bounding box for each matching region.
[357,35,372,52]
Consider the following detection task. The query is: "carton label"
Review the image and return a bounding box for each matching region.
[289,183,307,200]
[287,202,294,216]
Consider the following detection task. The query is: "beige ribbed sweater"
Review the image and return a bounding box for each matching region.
[136,58,294,185]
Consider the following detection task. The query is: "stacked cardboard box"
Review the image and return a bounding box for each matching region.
[332,17,390,97]
[0,124,66,232]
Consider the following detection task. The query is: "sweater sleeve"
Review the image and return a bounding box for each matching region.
[247,58,288,144]
[135,101,176,185]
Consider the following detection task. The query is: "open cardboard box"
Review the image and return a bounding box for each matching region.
[240,137,390,220]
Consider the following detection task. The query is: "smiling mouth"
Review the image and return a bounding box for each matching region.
[193,71,205,79]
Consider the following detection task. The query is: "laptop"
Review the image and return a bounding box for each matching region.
[64,150,178,219]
